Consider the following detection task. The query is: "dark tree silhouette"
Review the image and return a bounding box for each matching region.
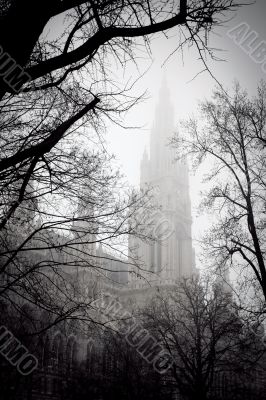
[173,82,266,304]
[142,276,266,400]
[0,1,242,96]
[0,1,244,334]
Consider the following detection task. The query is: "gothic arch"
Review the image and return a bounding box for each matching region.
[41,335,51,369]
[66,335,78,371]
[51,332,64,371]
[102,345,119,376]
[86,340,96,374]
[103,347,112,374]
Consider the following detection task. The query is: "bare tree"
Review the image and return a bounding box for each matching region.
[0,1,243,95]
[172,82,266,304]
[142,276,265,400]
[0,72,160,336]
[0,1,245,334]
[98,328,168,400]
[0,138,153,335]
[0,1,244,178]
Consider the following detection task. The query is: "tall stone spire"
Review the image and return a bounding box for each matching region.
[130,80,196,288]
[150,79,175,176]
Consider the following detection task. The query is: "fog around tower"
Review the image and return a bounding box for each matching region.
[105,0,266,268]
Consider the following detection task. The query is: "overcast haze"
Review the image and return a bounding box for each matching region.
[100,0,266,262]
[2,2,266,397]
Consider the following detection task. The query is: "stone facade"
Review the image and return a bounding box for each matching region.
[0,81,198,400]
[129,81,196,289]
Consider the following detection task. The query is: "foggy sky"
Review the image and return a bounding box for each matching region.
[104,0,266,256]
[108,0,266,183]
[46,1,266,263]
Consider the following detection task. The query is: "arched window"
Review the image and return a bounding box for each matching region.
[86,340,96,375]
[42,336,51,369]
[51,334,64,371]
[66,336,78,372]
[103,349,112,375]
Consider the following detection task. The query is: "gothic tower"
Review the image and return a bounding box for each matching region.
[129,81,195,288]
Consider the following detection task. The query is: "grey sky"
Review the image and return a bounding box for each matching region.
[46,1,266,262]
[103,0,266,261]
[107,0,266,181]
